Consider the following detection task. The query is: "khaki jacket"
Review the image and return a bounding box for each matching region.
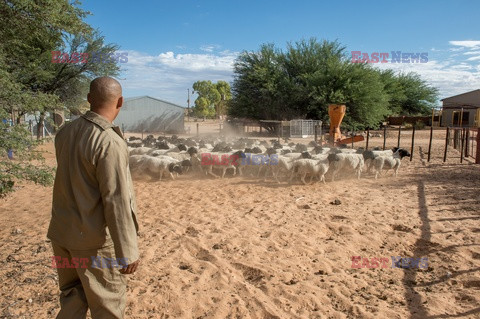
[48,111,139,264]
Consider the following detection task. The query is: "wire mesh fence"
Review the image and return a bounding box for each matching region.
[289,120,322,138]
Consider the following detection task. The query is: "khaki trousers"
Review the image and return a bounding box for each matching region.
[51,241,127,319]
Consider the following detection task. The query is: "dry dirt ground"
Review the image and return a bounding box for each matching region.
[1,126,479,319]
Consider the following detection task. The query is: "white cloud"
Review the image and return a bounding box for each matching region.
[118,40,480,107]
[463,50,480,55]
[119,50,239,106]
[449,40,480,48]
[373,57,480,100]
[200,44,221,53]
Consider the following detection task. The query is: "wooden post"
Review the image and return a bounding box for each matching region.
[351,125,355,149]
[397,125,402,148]
[460,128,465,163]
[443,127,449,162]
[314,124,318,143]
[410,126,415,161]
[280,122,283,141]
[366,128,370,150]
[277,123,280,142]
[383,126,387,150]
[427,126,433,162]
[453,129,459,149]
[459,108,464,127]
[465,129,470,158]
[196,123,199,136]
[476,128,480,164]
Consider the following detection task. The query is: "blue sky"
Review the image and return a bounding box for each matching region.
[80,0,480,107]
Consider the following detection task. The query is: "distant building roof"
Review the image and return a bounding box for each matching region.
[441,89,480,101]
[441,89,480,109]
[124,96,185,110]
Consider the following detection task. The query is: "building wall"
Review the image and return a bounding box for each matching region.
[441,108,478,127]
[115,96,185,133]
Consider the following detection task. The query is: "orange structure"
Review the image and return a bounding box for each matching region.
[327,104,364,145]
[328,104,346,143]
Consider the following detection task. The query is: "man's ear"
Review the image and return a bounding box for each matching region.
[117,96,123,109]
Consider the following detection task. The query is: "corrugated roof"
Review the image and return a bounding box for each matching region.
[124,96,185,109]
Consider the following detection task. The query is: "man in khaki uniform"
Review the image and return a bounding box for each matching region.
[48,77,140,319]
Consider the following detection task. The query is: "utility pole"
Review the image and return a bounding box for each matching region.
[187,88,190,122]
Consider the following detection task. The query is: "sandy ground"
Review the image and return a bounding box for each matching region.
[1,125,479,319]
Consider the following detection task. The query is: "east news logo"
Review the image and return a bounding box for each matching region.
[351,51,428,63]
[51,51,128,64]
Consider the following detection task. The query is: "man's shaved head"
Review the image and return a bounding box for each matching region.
[87,77,124,122]
[89,77,122,105]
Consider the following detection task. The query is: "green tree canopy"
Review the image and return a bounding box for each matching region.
[0,0,125,195]
[229,38,438,130]
[192,80,231,119]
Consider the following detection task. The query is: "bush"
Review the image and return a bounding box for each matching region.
[414,120,426,130]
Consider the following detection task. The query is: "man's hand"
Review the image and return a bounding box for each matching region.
[120,259,140,275]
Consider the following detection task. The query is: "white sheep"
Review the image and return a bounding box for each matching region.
[137,155,182,181]
[192,152,239,178]
[363,149,394,172]
[129,147,152,155]
[290,158,329,184]
[327,153,364,181]
[373,148,410,179]
[267,155,295,183]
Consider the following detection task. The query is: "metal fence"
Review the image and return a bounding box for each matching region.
[290,120,322,138]
[449,127,479,163]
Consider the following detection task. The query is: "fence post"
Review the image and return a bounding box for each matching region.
[314,124,318,143]
[427,126,433,162]
[366,128,370,150]
[465,129,470,158]
[383,126,387,150]
[476,128,480,164]
[453,129,458,149]
[410,126,415,161]
[460,128,465,163]
[397,125,402,148]
[443,127,449,162]
[351,125,355,149]
[196,123,199,136]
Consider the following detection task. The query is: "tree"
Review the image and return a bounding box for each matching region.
[0,1,122,138]
[229,38,439,130]
[215,81,232,117]
[0,0,125,195]
[192,80,231,119]
[0,55,54,195]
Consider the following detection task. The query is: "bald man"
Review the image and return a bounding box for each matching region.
[48,77,140,319]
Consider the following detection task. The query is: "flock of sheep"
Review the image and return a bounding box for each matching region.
[127,135,411,184]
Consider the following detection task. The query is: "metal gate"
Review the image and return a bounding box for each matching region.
[290,120,322,138]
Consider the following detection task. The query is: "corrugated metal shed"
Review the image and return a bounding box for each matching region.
[115,96,185,133]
